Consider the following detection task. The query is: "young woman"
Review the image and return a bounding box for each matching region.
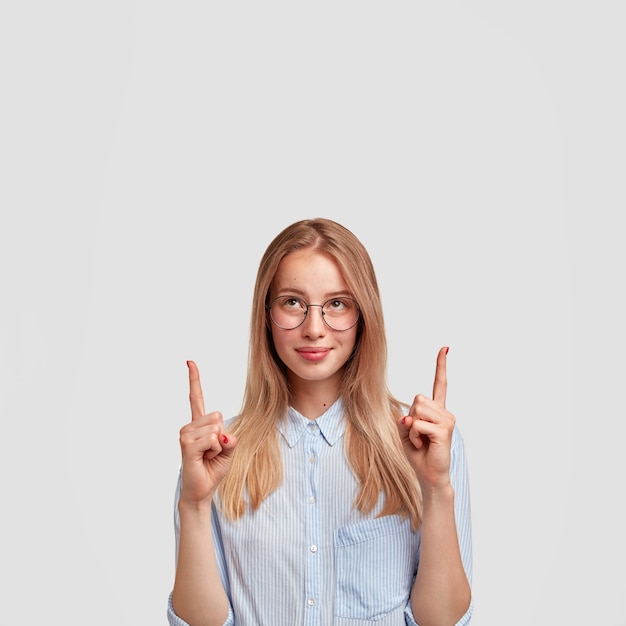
[168,218,473,626]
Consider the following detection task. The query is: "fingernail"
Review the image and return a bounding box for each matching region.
[445,347,449,355]
[186,360,190,368]
[401,416,407,424]
[222,435,229,444]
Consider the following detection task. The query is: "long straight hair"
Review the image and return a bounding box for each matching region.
[218,218,422,529]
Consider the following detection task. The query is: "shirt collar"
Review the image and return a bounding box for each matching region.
[278,398,346,448]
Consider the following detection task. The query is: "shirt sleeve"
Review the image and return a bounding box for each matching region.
[167,592,235,626]
[167,469,235,626]
[404,425,474,625]
[404,598,474,626]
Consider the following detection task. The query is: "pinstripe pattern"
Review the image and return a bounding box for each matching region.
[168,399,473,625]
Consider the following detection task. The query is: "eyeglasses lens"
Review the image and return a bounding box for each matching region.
[269,297,359,331]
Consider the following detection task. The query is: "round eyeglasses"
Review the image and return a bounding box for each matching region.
[266,296,360,331]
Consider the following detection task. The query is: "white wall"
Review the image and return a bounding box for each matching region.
[1,2,624,624]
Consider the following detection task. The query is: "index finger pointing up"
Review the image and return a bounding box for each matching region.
[432,346,449,408]
[187,360,206,420]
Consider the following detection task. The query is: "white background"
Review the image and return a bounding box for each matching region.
[1,2,624,624]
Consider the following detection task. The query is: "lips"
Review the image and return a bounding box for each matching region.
[296,348,331,362]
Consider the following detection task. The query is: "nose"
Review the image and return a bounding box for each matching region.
[301,304,326,336]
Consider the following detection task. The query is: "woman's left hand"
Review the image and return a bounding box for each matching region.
[397,346,456,494]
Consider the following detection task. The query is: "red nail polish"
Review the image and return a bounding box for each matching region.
[222,435,229,444]
[186,360,190,368]
[401,416,407,424]
[445,347,449,355]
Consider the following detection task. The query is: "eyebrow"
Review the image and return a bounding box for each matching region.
[274,287,353,300]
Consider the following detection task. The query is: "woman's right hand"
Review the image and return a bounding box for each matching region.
[178,360,238,508]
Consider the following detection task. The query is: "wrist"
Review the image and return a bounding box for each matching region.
[420,481,455,506]
[178,496,214,519]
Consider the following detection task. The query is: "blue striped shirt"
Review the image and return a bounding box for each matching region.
[168,399,473,625]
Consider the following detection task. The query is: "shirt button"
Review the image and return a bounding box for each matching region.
[309,456,315,464]
[309,496,315,504]
[310,545,318,553]
[307,598,315,606]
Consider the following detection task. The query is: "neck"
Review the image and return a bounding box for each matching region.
[288,377,341,420]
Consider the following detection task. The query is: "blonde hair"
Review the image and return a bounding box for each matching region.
[218,218,422,529]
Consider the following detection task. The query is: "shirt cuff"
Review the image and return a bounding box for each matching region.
[404,597,474,626]
[167,592,235,626]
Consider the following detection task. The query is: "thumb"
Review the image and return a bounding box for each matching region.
[219,432,239,458]
[397,414,414,438]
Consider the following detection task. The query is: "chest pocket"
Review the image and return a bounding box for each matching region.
[334,515,419,621]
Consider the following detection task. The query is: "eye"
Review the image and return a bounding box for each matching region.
[279,296,305,310]
[325,298,348,311]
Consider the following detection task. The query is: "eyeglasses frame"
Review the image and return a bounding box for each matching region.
[266,295,361,332]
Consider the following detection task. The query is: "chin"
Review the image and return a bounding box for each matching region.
[289,362,347,384]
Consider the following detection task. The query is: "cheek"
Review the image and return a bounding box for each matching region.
[269,327,289,358]
[349,324,359,345]
[340,329,359,358]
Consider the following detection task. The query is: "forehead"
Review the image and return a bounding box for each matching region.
[271,249,349,296]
